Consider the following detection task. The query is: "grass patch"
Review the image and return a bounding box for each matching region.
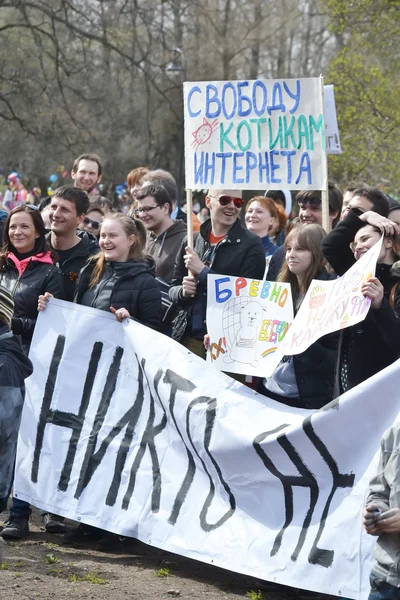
[48,568,63,576]
[246,592,263,600]
[44,554,60,564]
[0,562,8,570]
[69,571,108,585]
[43,542,60,549]
[155,567,171,577]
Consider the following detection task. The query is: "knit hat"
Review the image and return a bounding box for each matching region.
[0,286,14,327]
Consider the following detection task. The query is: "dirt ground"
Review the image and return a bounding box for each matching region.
[0,508,335,600]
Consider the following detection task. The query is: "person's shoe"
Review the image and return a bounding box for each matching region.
[42,513,67,534]
[63,524,104,544]
[1,517,29,540]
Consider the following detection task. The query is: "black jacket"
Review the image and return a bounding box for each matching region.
[266,244,285,281]
[0,324,33,504]
[260,269,338,409]
[48,230,99,302]
[75,258,162,331]
[0,254,63,351]
[169,218,266,341]
[322,210,400,392]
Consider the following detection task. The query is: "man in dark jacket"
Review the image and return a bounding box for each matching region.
[170,189,266,358]
[0,287,33,517]
[47,185,99,301]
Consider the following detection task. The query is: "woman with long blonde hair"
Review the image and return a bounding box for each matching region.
[258,224,338,409]
[39,213,162,329]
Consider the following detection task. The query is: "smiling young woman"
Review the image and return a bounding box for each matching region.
[258,224,338,410]
[0,205,64,353]
[73,213,162,329]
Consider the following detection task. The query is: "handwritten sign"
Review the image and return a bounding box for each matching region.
[324,84,342,155]
[206,275,293,376]
[264,237,383,376]
[14,299,400,599]
[184,78,327,191]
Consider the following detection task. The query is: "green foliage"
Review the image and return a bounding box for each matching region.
[44,554,60,564]
[155,567,171,577]
[246,591,263,600]
[69,571,108,584]
[0,562,8,570]
[326,0,400,192]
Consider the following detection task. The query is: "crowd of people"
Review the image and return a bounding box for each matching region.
[0,152,399,598]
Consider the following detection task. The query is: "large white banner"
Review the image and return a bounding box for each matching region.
[206,275,293,376]
[15,300,400,599]
[184,78,327,190]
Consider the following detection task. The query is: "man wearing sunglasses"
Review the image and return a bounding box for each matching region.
[169,189,265,358]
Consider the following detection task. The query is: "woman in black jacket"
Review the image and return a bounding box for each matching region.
[258,224,338,409]
[322,208,400,393]
[0,204,63,352]
[37,213,162,544]
[40,213,162,329]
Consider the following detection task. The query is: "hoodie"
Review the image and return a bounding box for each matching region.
[146,220,187,283]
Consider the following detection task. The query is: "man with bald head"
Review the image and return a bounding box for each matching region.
[169,189,265,357]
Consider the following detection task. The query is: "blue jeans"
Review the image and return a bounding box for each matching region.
[9,497,31,519]
[369,576,400,600]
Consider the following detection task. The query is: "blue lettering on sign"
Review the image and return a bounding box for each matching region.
[221,82,237,120]
[237,82,252,117]
[215,152,232,184]
[295,152,312,185]
[192,149,315,187]
[233,153,245,184]
[205,85,221,119]
[189,80,303,119]
[187,86,201,118]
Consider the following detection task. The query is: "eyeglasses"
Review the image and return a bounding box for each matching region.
[215,195,244,209]
[83,216,102,229]
[26,204,39,210]
[132,205,160,215]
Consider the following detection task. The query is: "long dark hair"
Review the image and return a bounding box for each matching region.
[89,213,146,287]
[0,205,48,268]
[277,224,327,302]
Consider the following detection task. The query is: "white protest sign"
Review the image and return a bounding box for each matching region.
[264,237,382,376]
[15,299,400,599]
[184,78,327,190]
[206,275,293,376]
[324,84,342,155]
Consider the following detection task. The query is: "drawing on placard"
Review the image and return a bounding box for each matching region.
[191,117,219,150]
[222,297,265,368]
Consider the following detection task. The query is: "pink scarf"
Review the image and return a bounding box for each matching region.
[7,251,53,276]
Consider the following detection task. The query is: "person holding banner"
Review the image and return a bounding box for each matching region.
[0,287,33,516]
[258,224,338,409]
[322,189,400,394]
[0,205,64,354]
[170,189,265,358]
